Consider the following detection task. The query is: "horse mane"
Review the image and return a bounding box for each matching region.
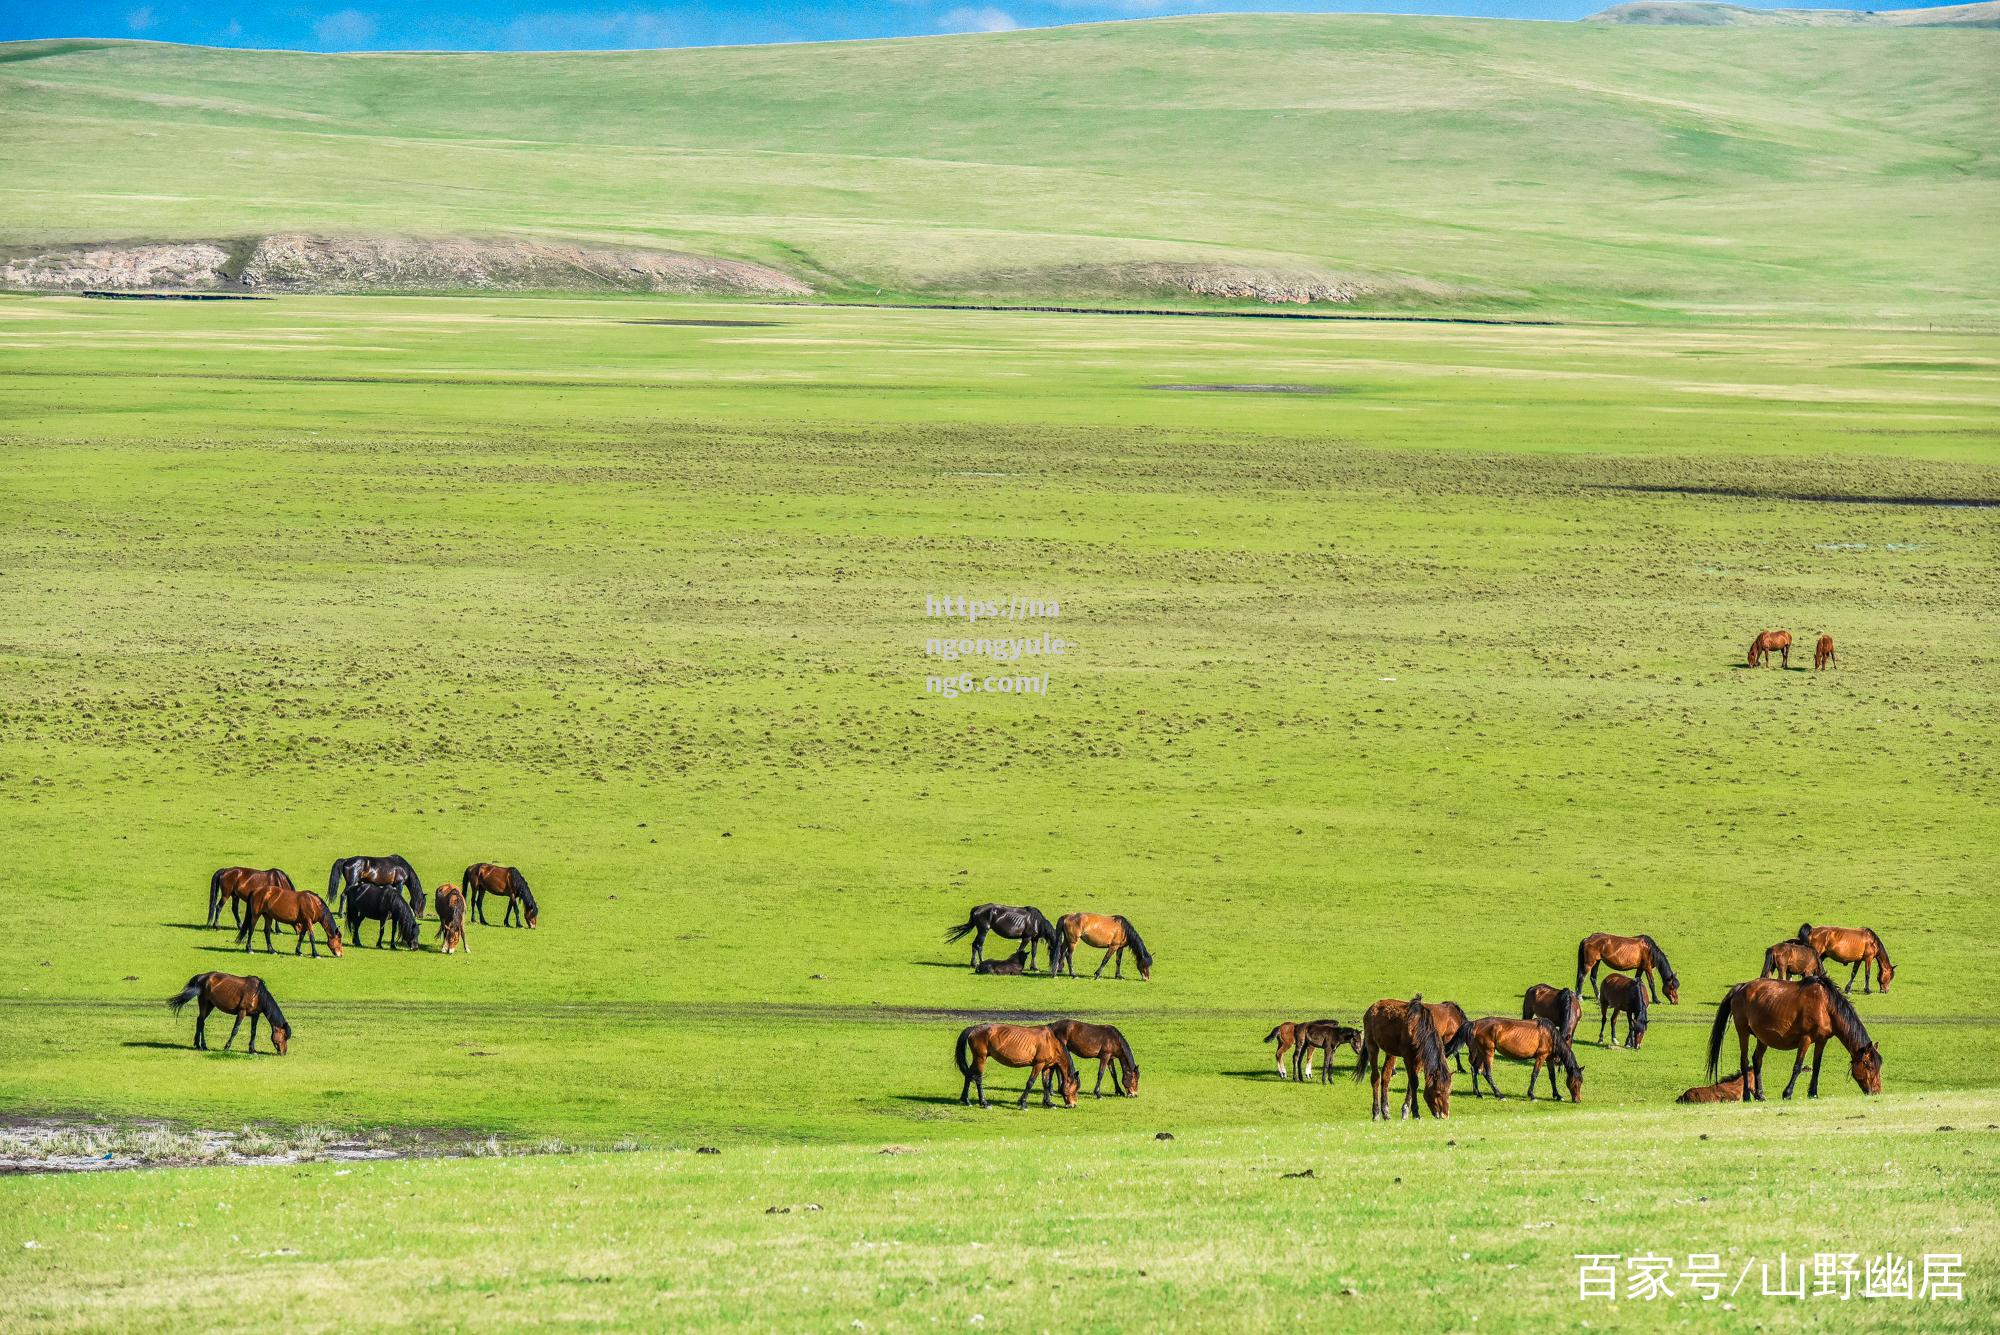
[1559,988,1580,1039]
[1112,1026,1138,1074]
[256,978,290,1034]
[1405,995,1450,1087]
[1631,974,1650,1031]
[1866,928,1892,968]
[1539,1019,1583,1080]
[1639,935,1677,988]
[317,897,341,942]
[394,893,420,940]
[1797,922,1814,944]
[509,867,537,914]
[1436,1001,1473,1056]
[395,855,421,894]
[1115,916,1151,971]
[1813,975,1873,1050]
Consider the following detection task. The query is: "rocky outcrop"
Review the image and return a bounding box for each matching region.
[0,234,813,296]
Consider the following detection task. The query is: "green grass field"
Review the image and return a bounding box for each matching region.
[0,290,1996,1326]
[3,15,1998,320]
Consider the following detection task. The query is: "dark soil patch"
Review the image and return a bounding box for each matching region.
[1595,484,2000,509]
[80,291,269,302]
[1150,383,1348,395]
[619,318,781,328]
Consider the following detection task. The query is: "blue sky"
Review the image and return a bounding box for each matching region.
[0,1,1962,50]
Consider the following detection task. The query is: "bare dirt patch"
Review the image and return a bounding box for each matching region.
[0,1115,597,1175]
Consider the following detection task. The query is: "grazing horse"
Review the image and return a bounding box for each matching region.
[945,904,1062,972]
[1597,973,1649,1048]
[1423,999,1475,1074]
[1762,940,1825,983]
[1354,996,1452,1120]
[167,972,291,1054]
[1747,629,1792,668]
[434,883,469,954]
[1814,634,1836,671]
[1468,1017,1584,1102]
[1045,1018,1140,1098]
[464,862,538,928]
[1797,923,1894,995]
[1576,932,1680,1004]
[1706,975,1882,1101]
[235,884,343,958]
[1294,1021,1362,1083]
[207,867,293,930]
[954,1023,1079,1109]
[327,854,422,918]
[974,947,1028,976]
[1056,912,1153,981]
[1677,1071,1749,1103]
[1521,984,1583,1046]
[345,882,422,950]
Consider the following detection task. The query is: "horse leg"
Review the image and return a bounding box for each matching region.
[1780,1046,1807,1099]
[1597,1005,1608,1046]
[194,998,211,1050]
[1860,956,1873,995]
[1093,948,1109,979]
[1808,1039,1828,1097]
[1751,1042,1769,1101]
[223,1013,243,1051]
[1094,1057,1109,1098]
[1844,960,1860,994]
[263,917,275,954]
[1113,946,1124,979]
[248,1013,260,1055]
[969,924,986,969]
[1020,1064,1040,1109]
[473,888,486,924]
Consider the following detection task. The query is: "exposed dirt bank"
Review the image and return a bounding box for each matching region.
[0,234,813,297]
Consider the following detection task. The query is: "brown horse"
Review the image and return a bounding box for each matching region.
[1045,1018,1140,1098]
[1467,1017,1584,1102]
[1748,629,1793,668]
[1353,995,1452,1120]
[1798,923,1894,995]
[206,867,293,930]
[434,883,469,954]
[236,883,343,957]
[1264,1020,1313,1079]
[1596,973,1649,1048]
[1576,932,1680,1004]
[464,862,538,928]
[1706,975,1882,1101]
[1057,912,1152,981]
[167,971,291,1054]
[955,1023,1079,1108]
[1677,1071,1749,1103]
[1521,984,1583,1046]
[1294,1021,1362,1083]
[1761,939,1825,983]
[1814,634,1836,671]
[974,947,1028,976]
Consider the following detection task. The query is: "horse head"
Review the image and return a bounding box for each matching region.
[1423,1072,1451,1119]
[270,1023,291,1055]
[1565,1064,1584,1104]
[1851,1044,1883,1094]
[1056,1061,1079,1108]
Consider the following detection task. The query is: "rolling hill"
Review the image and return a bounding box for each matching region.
[1588,1,2000,26]
[1,13,1996,320]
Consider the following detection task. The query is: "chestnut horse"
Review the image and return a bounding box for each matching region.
[1263,1020,1316,1079]
[1761,940,1825,983]
[1814,634,1836,671]
[434,883,469,954]
[1521,984,1583,1046]
[1294,1021,1362,1083]
[1353,995,1452,1120]
[206,867,293,930]
[236,884,343,957]
[1797,923,1894,995]
[1057,912,1152,981]
[1677,1071,1748,1103]
[464,862,538,928]
[954,1023,1078,1108]
[1576,932,1680,1004]
[1045,1018,1140,1097]
[1747,629,1792,668]
[1467,1017,1583,1102]
[1705,975,1882,1101]
[167,971,292,1053]
[1596,973,1649,1048]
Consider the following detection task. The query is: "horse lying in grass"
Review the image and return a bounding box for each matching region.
[167,971,291,1054]
[1677,1071,1749,1103]
[954,1023,1078,1109]
[974,947,1028,976]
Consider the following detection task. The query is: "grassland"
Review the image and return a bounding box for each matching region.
[3,15,1998,320]
[0,292,1996,1326]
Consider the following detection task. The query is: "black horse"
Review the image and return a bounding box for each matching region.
[945,903,1064,973]
[344,882,422,950]
[328,855,423,919]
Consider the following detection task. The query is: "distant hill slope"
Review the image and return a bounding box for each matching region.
[1,14,1995,320]
[1588,1,2000,26]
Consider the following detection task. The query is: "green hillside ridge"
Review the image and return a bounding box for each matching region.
[1,14,1996,318]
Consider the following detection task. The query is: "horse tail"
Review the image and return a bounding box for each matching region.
[1705,985,1742,1080]
[1439,1003,1473,1059]
[944,913,978,943]
[1351,1027,1374,1084]
[1575,937,1589,993]
[256,979,289,1035]
[234,894,258,942]
[208,868,224,921]
[166,973,207,1014]
[1797,922,1813,945]
[1561,989,1581,1040]
[1632,975,1650,1035]
[1762,946,1777,978]
[1264,1024,1285,1044]
[1116,916,1152,972]
[954,1026,975,1079]
[328,858,346,902]
[509,867,536,915]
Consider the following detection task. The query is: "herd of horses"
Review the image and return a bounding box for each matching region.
[1746,629,1836,671]
[946,906,1895,1118]
[169,856,538,1052]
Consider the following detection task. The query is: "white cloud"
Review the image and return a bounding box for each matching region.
[502,10,684,51]
[940,5,1022,32]
[126,6,157,32]
[312,9,379,48]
